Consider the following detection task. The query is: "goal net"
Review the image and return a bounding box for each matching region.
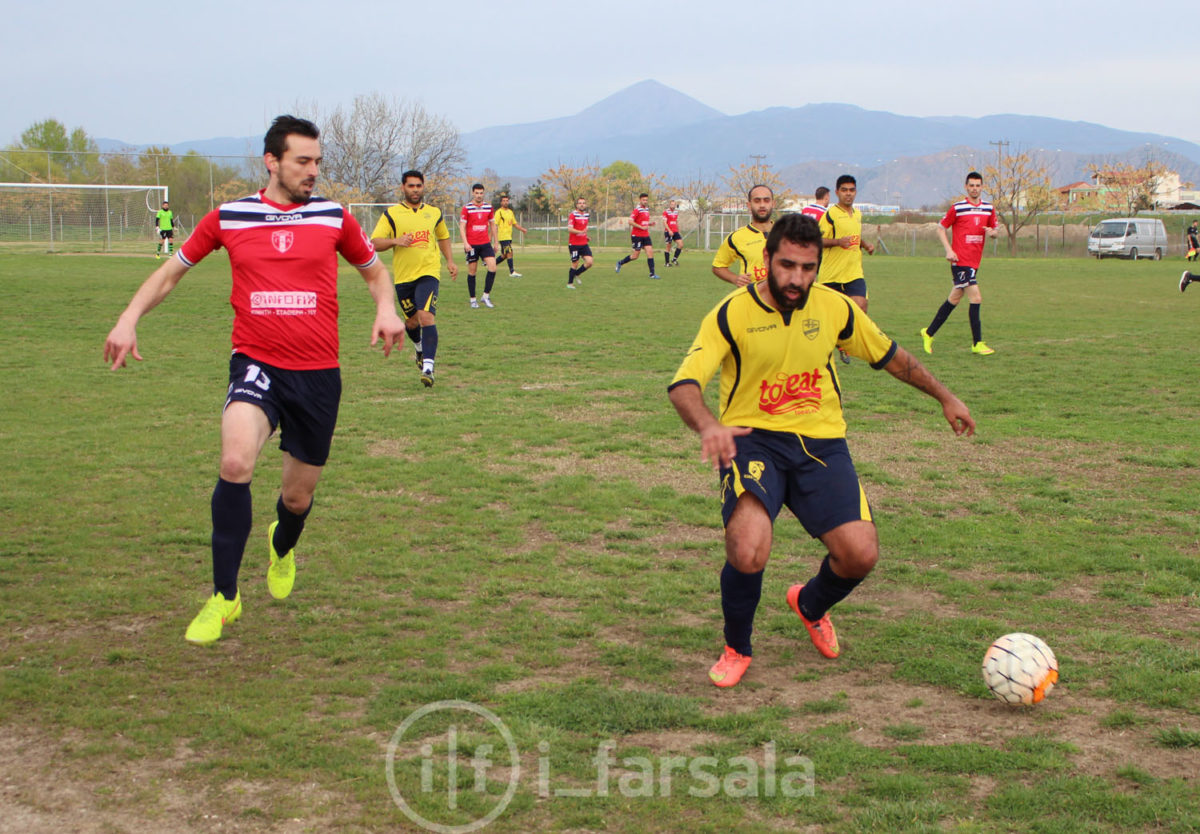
[0,183,168,253]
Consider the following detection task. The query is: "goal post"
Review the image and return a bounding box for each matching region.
[0,183,168,253]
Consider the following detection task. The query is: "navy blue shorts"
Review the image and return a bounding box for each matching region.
[225,353,341,467]
[466,243,496,264]
[570,244,593,262]
[630,235,653,251]
[395,275,439,319]
[664,231,682,243]
[719,430,871,538]
[950,265,978,289]
[497,239,513,259]
[823,278,868,298]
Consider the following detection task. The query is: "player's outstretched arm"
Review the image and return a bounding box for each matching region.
[882,345,976,436]
[712,266,752,287]
[358,260,406,357]
[104,258,189,370]
[669,382,753,470]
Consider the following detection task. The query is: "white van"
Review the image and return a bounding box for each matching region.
[1087,218,1168,260]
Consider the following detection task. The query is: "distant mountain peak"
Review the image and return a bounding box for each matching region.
[573,79,724,131]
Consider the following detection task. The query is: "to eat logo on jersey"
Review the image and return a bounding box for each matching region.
[271,229,294,253]
[759,369,824,415]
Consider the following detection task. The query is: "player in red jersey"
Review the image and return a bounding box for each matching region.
[459,184,499,308]
[662,199,683,267]
[614,193,659,279]
[801,186,829,221]
[567,197,593,289]
[104,115,406,645]
[919,171,1000,356]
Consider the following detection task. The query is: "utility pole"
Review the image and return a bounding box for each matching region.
[989,139,1009,169]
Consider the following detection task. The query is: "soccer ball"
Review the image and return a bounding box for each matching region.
[981,633,1058,705]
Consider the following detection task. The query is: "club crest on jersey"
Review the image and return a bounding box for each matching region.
[271,229,294,253]
[803,319,820,340]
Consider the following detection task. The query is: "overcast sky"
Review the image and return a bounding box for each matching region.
[3,0,1196,150]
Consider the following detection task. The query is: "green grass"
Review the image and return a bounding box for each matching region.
[1,247,1197,832]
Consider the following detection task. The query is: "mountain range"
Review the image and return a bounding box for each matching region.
[98,80,1200,208]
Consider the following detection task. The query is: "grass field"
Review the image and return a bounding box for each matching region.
[1,246,1198,833]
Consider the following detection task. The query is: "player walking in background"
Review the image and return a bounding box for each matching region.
[103,115,406,645]
[662,199,684,266]
[566,197,593,289]
[459,184,498,308]
[669,213,975,688]
[819,175,873,313]
[155,200,175,258]
[371,170,458,387]
[712,185,775,287]
[494,194,527,277]
[801,186,830,221]
[919,171,999,355]
[1186,220,1199,263]
[614,192,659,279]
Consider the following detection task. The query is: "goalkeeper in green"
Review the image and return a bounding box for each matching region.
[156,201,175,258]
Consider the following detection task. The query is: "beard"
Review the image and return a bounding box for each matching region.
[767,265,809,312]
[751,207,773,223]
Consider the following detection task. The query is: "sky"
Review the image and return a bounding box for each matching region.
[3,0,1196,150]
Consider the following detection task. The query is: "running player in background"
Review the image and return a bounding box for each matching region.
[662,199,683,266]
[614,193,659,279]
[712,185,774,287]
[459,184,498,308]
[919,171,999,356]
[801,187,829,222]
[567,197,593,289]
[494,194,527,277]
[371,170,458,387]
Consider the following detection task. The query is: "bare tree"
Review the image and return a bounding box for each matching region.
[722,161,798,211]
[297,93,466,203]
[982,143,1056,255]
[670,170,723,247]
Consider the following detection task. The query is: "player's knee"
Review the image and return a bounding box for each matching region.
[836,546,878,579]
[218,453,256,484]
[416,310,435,326]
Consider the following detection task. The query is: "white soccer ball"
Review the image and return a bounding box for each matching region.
[982,633,1058,705]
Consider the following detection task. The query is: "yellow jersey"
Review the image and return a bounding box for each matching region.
[670,282,897,438]
[494,207,518,241]
[712,224,769,283]
[818,204,866,284]
[371,202,449,285]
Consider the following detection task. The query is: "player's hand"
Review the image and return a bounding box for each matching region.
[104,320,141,370]
[863,242,875,255]
[941,396,975,437]
[945,249,958,263]
[371,312,406,358]
[735,274,754,287]
[699,424,753,471]
[398,233,414,246]
[838,236,853,249]
[447,262,458,280]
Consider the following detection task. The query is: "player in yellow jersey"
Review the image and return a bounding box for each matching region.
[669,213,975,688]
[819,175,873,313]
[494,194,528,277]
[371,170,458,387]
[712,185,774,287]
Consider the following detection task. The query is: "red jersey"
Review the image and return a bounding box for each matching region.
[801,204,827,221]
[630,205,652,235]
[460,201,494,246]
[568,210,590,245]
[940,198,997,269]
[178,191,376,371]
[662,209,680,234]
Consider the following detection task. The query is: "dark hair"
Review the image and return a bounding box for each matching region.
[814,186,829,199]
[835,174,856,189]
[401,170,424,184]
[965,171,983,184]
[748,184,774,200]
[639,192,649,199]
[263,115,319,159]
[765,213,824,266]
[472,183,484,191]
